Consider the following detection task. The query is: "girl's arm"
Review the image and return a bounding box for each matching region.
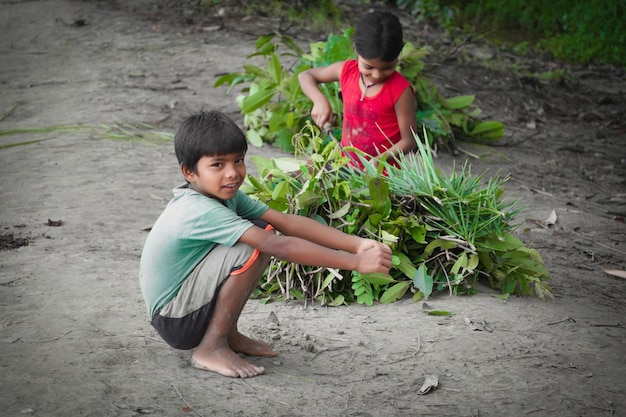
[380,87,418,160]
[298,62,344,129]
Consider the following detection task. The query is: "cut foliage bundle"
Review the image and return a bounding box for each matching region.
[243,124,552,306]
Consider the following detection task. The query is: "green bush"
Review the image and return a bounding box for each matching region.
[401,0,626,67]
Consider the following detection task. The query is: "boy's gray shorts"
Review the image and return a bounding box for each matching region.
[151,241,257,350]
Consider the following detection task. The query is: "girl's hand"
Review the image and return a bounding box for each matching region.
[311,100,333,129]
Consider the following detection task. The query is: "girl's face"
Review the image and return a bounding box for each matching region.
[357,56,397,85]
[182,152,247,200]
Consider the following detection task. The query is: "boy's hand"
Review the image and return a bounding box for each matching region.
[355,238,388,254]
[355,239,392,274]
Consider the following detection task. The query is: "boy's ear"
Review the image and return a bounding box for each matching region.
[180,163,196,182]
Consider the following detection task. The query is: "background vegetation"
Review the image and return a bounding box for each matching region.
[397,0,626,67]
[202,0,626,68]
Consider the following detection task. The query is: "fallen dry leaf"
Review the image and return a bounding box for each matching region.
[545,209,557,227]
[464,316,493,332]
[601,268,626,280]
[418,374,439,395]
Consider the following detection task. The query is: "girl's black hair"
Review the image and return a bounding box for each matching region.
[353,11,404,62]
[174,110,248,173]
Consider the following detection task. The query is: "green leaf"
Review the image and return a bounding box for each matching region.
[271,181,289,201]
[361,272,395,286]
[213,72,241,88]
[296,190,321,208]
[243,64,268,78]
[394,252,419,278]
[358,294,374,306]
[369,177,389,201]
[353,286,366,295]
[272,157,304,173]
[444,95,475,109]
[413,263,433,299]
[470,121,505,140]
[326,294,345,306]
[246,129,264,147]
[241,89,275,113]
[501,276,516,294]
[466,253,480,272]
[320,273,336,291]
[328,202,351,219]
[423,310,455,316]
[408,222,427,244]
[249,41,275,57]
[379,281,411,304]
[311,214,328,226]
[244,174,269,193]
[368,213,382,226]
[266,200,289,212]
[255,34,275,50]
[492,293,510,300]
[424,238,458,256]
[534,282,554,301]
[380,230,398,246]
[451,252,468,275]
[289,288,304,300]
[478,234,524,251]
[268,53,282,83]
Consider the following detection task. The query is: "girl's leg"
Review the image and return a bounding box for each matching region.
[191,251,275,378]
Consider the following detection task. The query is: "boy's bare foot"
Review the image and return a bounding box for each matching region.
[191,346,265,378]
[229,331,278,357]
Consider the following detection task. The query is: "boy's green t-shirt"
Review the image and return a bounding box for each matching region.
[139,185,269,317]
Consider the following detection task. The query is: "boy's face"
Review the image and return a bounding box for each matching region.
[182,152,247,200]
[357,56,397,86]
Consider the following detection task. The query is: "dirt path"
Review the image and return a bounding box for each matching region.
[1,1,625,416]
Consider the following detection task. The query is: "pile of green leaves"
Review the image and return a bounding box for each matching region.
[214,30,504,153]
[244,123,552,306]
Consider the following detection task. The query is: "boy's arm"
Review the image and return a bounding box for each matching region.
[238,209,392,274]
[298,62,344,129]
[261,208,368,252]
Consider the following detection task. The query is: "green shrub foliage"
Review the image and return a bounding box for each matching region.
[243,124,552,306]
[214,31,504,153]
[399,0,626,67]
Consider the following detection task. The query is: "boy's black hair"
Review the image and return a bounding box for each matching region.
[174,110,248,173]
[353,11,404,62]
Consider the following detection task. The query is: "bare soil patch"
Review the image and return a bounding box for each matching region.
[1,1,625,416]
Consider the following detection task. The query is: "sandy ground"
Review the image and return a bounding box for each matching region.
[1,1,625,416]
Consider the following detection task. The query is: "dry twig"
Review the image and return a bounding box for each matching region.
[172,384,205,417]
